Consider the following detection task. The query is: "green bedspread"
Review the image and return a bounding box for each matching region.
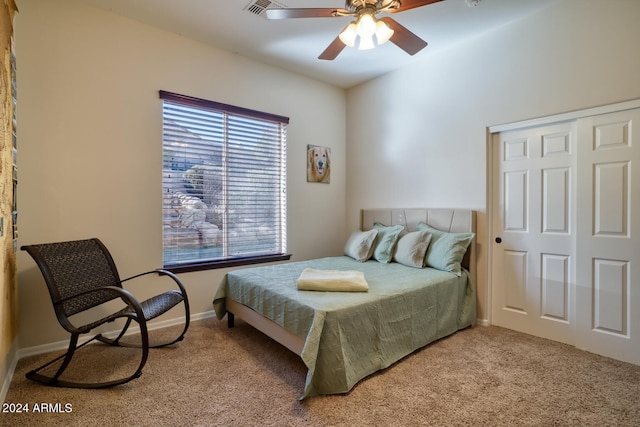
[212,256,475,399]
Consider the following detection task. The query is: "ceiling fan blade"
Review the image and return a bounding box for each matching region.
[380,17,428,55]
[318,34,347,61]
[389,0,445,13]
[266,8,343,19]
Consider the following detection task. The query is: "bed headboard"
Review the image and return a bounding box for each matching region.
[361,208,476,282]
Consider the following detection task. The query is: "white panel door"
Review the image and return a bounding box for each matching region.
[491,122,576,345]
[576,108,640,365]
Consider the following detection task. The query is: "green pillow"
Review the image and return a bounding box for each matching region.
[372,223,405,263]
[344,229,378,262]
[392,230,432,268]
[416,222,474,276]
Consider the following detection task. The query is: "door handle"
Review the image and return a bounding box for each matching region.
[495,237,502,244]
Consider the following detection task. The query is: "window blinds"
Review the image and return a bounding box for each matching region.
[160,91,288,267]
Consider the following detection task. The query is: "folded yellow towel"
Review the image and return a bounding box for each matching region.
[296,268,369,292]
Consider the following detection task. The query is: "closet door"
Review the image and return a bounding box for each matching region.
[576,108,640,365]
[491,122,577,345]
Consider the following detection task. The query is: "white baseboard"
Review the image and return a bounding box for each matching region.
[1,338,19,404]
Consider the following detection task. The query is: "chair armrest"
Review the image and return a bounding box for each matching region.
[120,269,188,297]
[57,286,146,334]
[119,270,190,343]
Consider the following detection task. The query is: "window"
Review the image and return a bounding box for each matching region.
[160,91,290,272]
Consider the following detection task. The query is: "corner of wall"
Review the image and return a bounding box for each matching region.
[0,337,18,403]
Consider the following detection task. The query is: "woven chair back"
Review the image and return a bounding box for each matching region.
[25,239,123,317]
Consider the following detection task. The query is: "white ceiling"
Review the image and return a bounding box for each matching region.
[77,0,559,88]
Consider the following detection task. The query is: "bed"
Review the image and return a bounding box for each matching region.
[213,208,476,399]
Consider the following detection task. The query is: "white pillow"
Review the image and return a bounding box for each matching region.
[344,229,378,262]
[392,230,432,268]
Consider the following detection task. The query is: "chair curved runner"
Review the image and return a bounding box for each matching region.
[21,238,190,388]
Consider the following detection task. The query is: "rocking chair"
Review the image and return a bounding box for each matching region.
[21,238,190,388]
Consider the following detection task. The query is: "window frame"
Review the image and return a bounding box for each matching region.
[159,90,291,273]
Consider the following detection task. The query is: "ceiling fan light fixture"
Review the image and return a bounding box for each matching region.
[375,20,394,45]
[266,0,439,60]
[356,13,377,38]
[358,34,375,50]
[339,22,358,47]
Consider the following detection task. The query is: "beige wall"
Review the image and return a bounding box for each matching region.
[14,0,346,349]
[12,0,640,351]
[346,0,640,322]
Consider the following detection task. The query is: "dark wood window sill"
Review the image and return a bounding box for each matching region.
[164,253,292,274]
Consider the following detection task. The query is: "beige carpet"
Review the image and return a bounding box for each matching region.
[3,316,639,426]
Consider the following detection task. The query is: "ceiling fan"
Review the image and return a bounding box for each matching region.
[265,0,446,60]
